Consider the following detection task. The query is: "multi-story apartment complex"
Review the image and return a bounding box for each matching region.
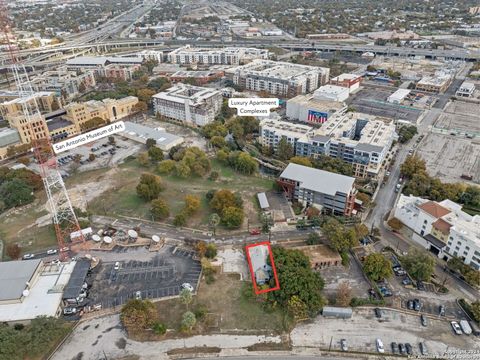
[152,84,222,127]
[66,56,143,81]
[260,113,397,178]
[167,46,269,65]
[0,91,60,120]
[278,163,357,216]
[226,59,330,97]
[30,67,96,100]
[395,194,480,270]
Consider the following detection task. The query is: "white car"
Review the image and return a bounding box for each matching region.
[376,338,385,353]
[135,291,142,300]
[47,249,58,255]
[451,321,463,335]
[22,254,35,260]
[181,283,194,292]
[114,261,120,270]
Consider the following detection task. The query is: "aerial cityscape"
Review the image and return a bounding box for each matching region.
[0,0,479,359]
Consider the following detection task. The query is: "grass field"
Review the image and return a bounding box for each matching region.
[88,158,273,230]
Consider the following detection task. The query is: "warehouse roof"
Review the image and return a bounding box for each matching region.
[121,121,184,151]
[0,127,21,148]
[280,163,355,196]
[0,259,42,301]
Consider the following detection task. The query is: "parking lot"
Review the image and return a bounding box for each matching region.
[348,85,423,123]
[87,245,201,309]
[291,308,480,357]
[416,132,480,184]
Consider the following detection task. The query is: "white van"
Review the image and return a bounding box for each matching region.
[376,338,385,353]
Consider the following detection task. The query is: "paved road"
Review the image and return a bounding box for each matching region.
[210,357,354,360]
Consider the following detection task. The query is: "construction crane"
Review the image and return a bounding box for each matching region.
[0,1,84,259]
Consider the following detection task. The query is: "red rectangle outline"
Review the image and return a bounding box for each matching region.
[245,241,280,295]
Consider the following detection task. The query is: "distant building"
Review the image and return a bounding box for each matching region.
[330,73,362,93]
[170,70,224,85]
[416,72,453,93]
[152,84,222,127]
[226,59,329,97]
[66,56,144,81]
[120,121,184,151]
[286,93,347,124]
[394,194,480,270]
[260,117,313,150]
[360,30,420,41]
[0,127,21,160]
[167,45,269,65]
[306,33,351,40]
[456,81,475,98]
[312,85,350,102]
[387,89,411,104]
[0,91,60,120]
[278,163,357,216]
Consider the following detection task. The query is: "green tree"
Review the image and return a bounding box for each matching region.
[322,218,358,253]
[157,159,176,174]
[471,301,480,322]
[401,248,435,281]
[146,138,156,149]
[363,253,393,281]
[208,213,221,235]
[80,116,105,132]
[181,311,196,332]
[276,137,294,160]
[221,206,244,228]
[209,189,238,215]
[173,213,187,227]
[175,162,191,178]
[148,146,164,162]
[306,232,321,245]
[290,156,312,167]
[216,149,229,163]
[136,174,164,201]
[205,243,217,259]
[137,152,149,167]
[184,194,201,215]
[151,198,169,220]
[0,178,34,209]
[400,155,426,179]
[210,136,227,148]
[152,322,167,335]
[287,295,308,320]
[179,288,193,309]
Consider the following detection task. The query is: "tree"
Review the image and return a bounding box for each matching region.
[209,189,238,215]
[322,218,357,253]
[0,178,34,209]
[175,162,191,178]
[363,253,393,281]
[196,241,207,258]
[108,136,116,145]
[267,247,325,317]
[400,155,426,179]
[210,136,226,148]
[276,137,294,160]
[151,198,169,220]
[137,152,149,167]
[208,213,220,235]
[471,301,480,322]
[173,213,187,227]
[290,156,312,167]
[137,88,156,103]
[148,146,164,162]
[181,311,196,332]
[157,160,176,174]
[152,322,167,335]
[80,116,105,132]
[216,149,229,163]
[179,288,193,309]
[205,243,217,259]
[146,138,156,149]
[401,248,435,281]
[336,281,352,307]
[136,174,164,201]
[287,295,308,320]
[221,206,244,228]
[121,299,157,333]
[133,101,148,113]
[387,218,403,231]
[6,244,21,259]
[307,232,321,245]
[354,224,369,240]
[184,194,201,215]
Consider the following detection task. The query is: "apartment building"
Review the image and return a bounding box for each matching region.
[394,195,480,270]
[152,84,222,127]
[167,46,269,65]
[278,163,357,216]
[416,72,453,93]
[30,67,96,100]
[66,56,143,81]
[456,81,476,98]
[0,91,60,121]
[169,70,224,85]
[261,113,396,178]
[260,117,313,150]
[226,59,330,97]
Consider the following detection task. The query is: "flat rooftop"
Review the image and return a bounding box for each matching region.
[228,59,327,80]
[0,127,21,147]
[288,95,345,113]
[0,259,42,302]
[0,261,76,322]
[152,84,221,106]
[121,121,184,150]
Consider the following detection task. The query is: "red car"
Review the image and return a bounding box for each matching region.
[249,229,261,235]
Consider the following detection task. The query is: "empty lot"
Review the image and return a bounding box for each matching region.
[416,133,480,184]
[291,308,480,357]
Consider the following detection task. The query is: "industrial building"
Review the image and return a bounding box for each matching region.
[0,259,77,323]
[387,89,411,104]
[312,85,350,102]
[329,73,362,93]
[0,127,21,159]
[416,72,453,93]
[120,121,184,150]
[456,82,476,98]
[278,163,357,216]
[226,59,329,97]
[394,194,480,270]
[167,45,269,65]
[286,92,347,124]
[152,84,222,127]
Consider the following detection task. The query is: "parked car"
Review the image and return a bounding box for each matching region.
[407,300,414,310]
[451,321,463,335]
[22,253,35,260]
[419,342,428,355]
[340,339,348,351]
[47,249,57,255]
[402,277,412,286]
[63,307,77,316]
[460,320,472,335]
[413,299,422,311]
[181,283,194,292]
[391,342,398,354]
[405,343,413,355]
[439,305,446,316]
[374,308,382,318]
[376,338,385,353]
[398,343,405,354]
[60,246,69,252]
[417,281,426,291]
[249,228,261,235]
[135,291,142,300]
[114,261,120,271]
[420,314,427,327]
